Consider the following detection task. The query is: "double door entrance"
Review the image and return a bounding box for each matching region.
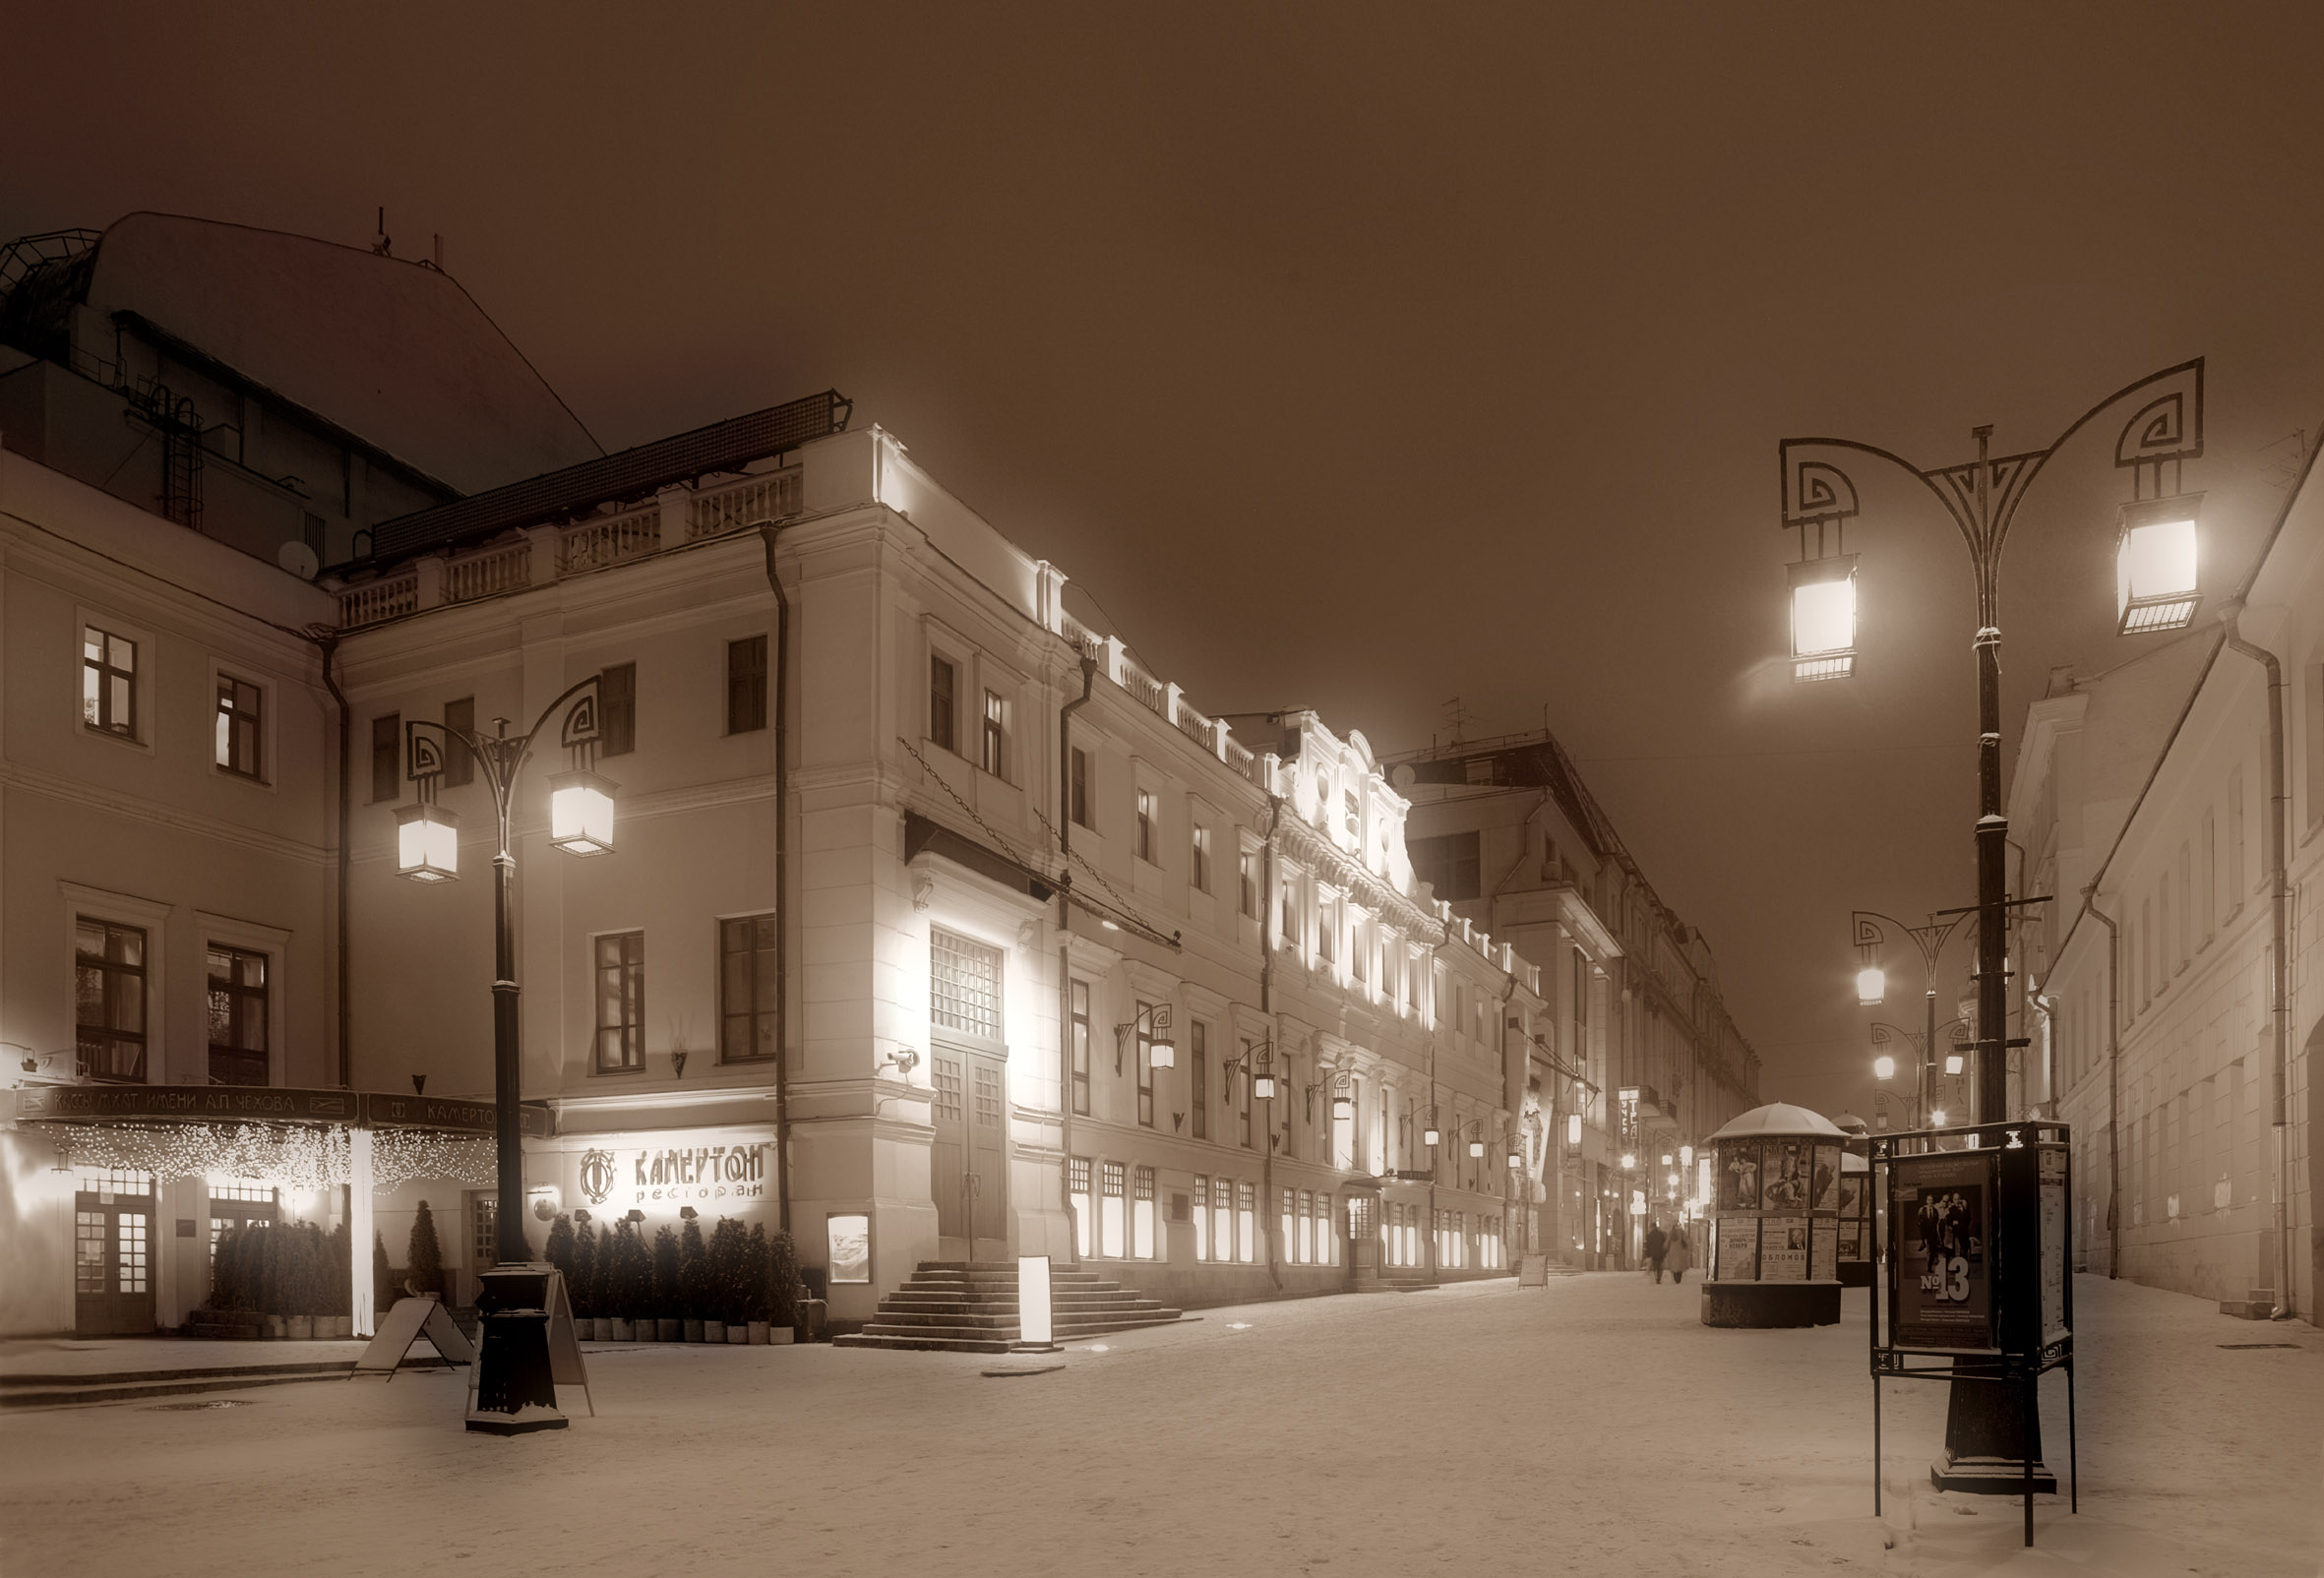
[931,1047,1009,1259]
[75,1175,155,1336]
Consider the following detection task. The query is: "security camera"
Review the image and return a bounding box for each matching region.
[884,1048,921,1076]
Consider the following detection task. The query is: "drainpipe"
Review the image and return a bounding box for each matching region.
[2220,604,2293,1318]
[1057,655,1096,1262]
[2081,884,2121,1279]
[312,630,352,1090]
[1258,790,1284,1291]
[757,526,795,1236]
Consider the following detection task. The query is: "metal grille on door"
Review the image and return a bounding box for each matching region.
[973,1063,1001,1126]
[935,1057,963,1121]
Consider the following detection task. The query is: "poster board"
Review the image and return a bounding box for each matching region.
[353,1295,474,1376]
[1888,1149,1998,1351]
[1811,1218,1837,1281]
[1762,1217,1808,1280]
[2037,1145,2070,1347]
[1715,1216,1758,1280]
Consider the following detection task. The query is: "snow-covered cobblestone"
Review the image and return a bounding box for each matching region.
[1,1272,2315,1576]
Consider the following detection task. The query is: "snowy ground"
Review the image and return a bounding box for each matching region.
[2,1272,2317,1577]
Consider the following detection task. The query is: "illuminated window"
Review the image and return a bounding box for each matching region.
[981,690,1006,776]
[1238,851,1255,917]
[1193,1176,1210,1260]
[1296,1188,1313,1264]
[1236,1181,1256,1263]
[593,931,645,1072]
[1189,1021,1207,1140]
[1101,1162,1127,1257]
[1210,1176,1233,1265]
[205,944,268,1087]
[1280,1186,1294,1265]
[929,655,956,753]
[1135,789,1157,864]
[1314,1192,1333,1265]
[76,918,148,1082]
[214,674,264,779]
[1069,980,1091,1116]
[82,625,138,739]
[1132,1166,1156,1259]
[1070,1157,1092,1257]
[930,927,1003,1041]
[1191,824,1211,893]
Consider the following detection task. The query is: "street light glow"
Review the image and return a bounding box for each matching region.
[547,769,618,856]
[1620,1151,1636,1170]
[395,802,459,881]
[1945,1052,1965,1075]
[1148,1038,1176,1069]
[1565,1113,1582,1145]
[1873,1054,1896,1081]
[2116,501,2200,633]
[1856,966,1885,1005]
[1930,1108,1948,1126]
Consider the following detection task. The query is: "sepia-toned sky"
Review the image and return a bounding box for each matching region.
[8,3,2323,1119]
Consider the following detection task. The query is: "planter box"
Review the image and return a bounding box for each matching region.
[765,1325,794,1345]
[683,1319,703,1343]
[726,1324,749,1345]
[608,1318,635,1342]
[264,1315,286,1340]
[286,1316,314,1341]
[746,1321,768,1344]
[655,1318,681,1342]
[703,1320,726,1344]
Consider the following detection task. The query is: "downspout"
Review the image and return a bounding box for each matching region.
[1258,789,1284,1291]
[758,526,795,1236]
[2081,884,2121,1279]
[1058,654,1096,1262]
[313,630,352,1090]
[1500,969,1521,1260]
[2220,605,2293,1318]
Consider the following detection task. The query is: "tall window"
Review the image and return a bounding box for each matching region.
[1410,830,1481,901]
[1190,1021,1208,1139]
[1236,1181,1256,1263]
[371,713,400,802]
[1070,1157,1092,1257]
[1193,1176,1210,1260]
[1238,851,1255,917]
[442,697,475,788]
[2227,766,2245,911]
[719,914,779,1062]
[1135,789,1157,864]
[82,625,138,739]
[1281,1187,1295,1265]
[206,944,268,1086]
[1132,1166,1156,1258]
[1070,980,1091,1115]
[930,656,956,752]
[1238,1039,1254,1147]
[77,919,148,1081]
[594,932,645,1071]
[1070,747,1090,826]
[1279,882,1301,948]
[1297,1188,1315,1264]
[1318,898,1334,965]
[2201,810,2217,943]
[1135,1000,1157,1127]
[471,1194,497,1268]
[1191,824,1211,892]
[2177,843,2192,965]
[1101,1161,1127,1257]
[727,637,767,734]
[600,662,637,757]
[931,927,1004,1041]
[1210,1176,1233,1263]
[214,675,263,779]
[981,690,1005,775]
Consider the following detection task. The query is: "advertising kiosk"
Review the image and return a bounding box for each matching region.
[1700,1104,1849,1328]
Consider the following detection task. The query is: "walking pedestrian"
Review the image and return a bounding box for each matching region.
[1643,1221,1668,1284]
[1665,1221,1693,1284]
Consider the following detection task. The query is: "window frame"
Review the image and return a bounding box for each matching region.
[371,712,402,803]
[599,662,637,758]
[205,941,270,1087]
[1238,849,1255,918]
[441,696,475,789]
[1135,788,1157,865]
[929,653,957,754]
[980,688,1007,778]
[77,917,151,1083]
[592,929,646,1073]
[81,620,143,744]
[727,635,769,735]
[1070,980,1092,1116]
[717,912,780,1063]
[1070,746,1091,828]
[1189,1020,1208,1140]
[213,669,267,783]
[1134,999,1157,1128]
[1191,822,1211,893]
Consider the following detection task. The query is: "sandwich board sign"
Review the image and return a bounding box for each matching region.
[352,1294,474,1378]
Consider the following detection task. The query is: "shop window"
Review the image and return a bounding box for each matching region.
[594,931,645,1072]
[1314,1192,1333,1265]
[205,944,269,1087]
[214,674,264,780]
[1193,1176,1211,1261]
[76,918,148,1082]
[1298,1189,1315,1264]
[1133,1166,1156,1258]
[1070,980,1091,1115]
[719,913,779,1062]
[1279,1187,1294,1264]
[1211,1177,1234,1265]
[931,927,1004,1042]
[1236,1181,1256,1264]
[82,625,139,740]
[1101,1161,1127,1258]
[1070,1157,1093,1258]
[727,636,767,735]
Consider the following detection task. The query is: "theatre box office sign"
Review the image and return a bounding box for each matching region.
[549,1129,778,1219]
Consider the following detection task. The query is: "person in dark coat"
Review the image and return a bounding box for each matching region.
[1665,1221,1694,1283]
[1643,1221,1669,1283]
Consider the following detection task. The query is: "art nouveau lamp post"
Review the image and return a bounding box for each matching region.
[1780,360,2206,1493]
[396,674,615,1435]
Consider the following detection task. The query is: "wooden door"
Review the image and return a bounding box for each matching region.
[75,1191,155,1335]
[932,1053,968,1239]
[969,1053,1009,1248]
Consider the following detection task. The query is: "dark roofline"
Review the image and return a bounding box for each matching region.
[361,390,853,565]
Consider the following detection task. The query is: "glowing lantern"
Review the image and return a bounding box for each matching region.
[1856,966,1885,1006]
[1788,555,1860,681]
[1873,1054,1896,1081]
[547,769,617,856]
[2115,497,2200,634]
[396,802,459,881]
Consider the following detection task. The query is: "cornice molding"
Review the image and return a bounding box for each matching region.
[3,761,332,867]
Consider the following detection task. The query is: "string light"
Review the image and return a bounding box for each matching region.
[34,1122,497,1192]
[369,1129,496,1189]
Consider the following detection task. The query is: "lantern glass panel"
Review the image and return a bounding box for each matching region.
[1856,966,1885,1006]
[549,770,617,856]
[1792,577,1856,657]
[396,804,459,881]
[1148,1039,1175,1069]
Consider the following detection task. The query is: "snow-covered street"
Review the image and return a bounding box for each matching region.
[3,1272,2318,1578]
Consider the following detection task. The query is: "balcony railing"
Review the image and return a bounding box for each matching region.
[560,507,661,574]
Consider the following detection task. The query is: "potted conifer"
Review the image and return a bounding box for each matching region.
[407,1200,445,1307]
[606,1222,638,1342]
[372,1231,394,1315]
[572,1215,599,1338]
[329,1222,353,1338]
[678,1210,708,1342]
[652,1225,681,1341]
[703,1218,742,1344]
[284,1226,316,1341]
[261,1223,286,1338]
[764,1227,802,1345]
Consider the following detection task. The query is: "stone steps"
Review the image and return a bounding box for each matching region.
[2221,1288,2280,1319]
[833,1260,1187,1353]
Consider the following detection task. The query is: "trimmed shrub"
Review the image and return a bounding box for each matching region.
[572,1219,599,1319]
[372,1231,394,1311]
[330,1222,352,1320]
[706,1218,748,1325]
[677,1215,709,1320]
[407,1201,445,1301]
[544,1212,577,1300]
[617,1220,656,1321]
[652,1225,680,1316]
[764,1228,802,1329]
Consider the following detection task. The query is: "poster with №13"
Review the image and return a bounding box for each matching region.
[1890,1150,1998,1350]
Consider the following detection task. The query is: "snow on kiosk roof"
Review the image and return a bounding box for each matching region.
[1705,1103,1848,1142]
[77,212,601,494]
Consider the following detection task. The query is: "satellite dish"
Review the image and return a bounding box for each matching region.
[277,540,321,580]
[1389,763,1417,790]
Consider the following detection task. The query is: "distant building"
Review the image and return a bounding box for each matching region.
[1388,731,1761,1265]
[2012,447,2321,1321]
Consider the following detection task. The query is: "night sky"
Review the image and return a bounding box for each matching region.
[9,4,2323,1118]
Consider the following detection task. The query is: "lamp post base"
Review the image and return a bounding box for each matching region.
[464,1263,568,1435]
[1930,1375,2051,1494]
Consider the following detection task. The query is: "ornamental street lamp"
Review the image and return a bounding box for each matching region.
[1114,1002,1174,1073]
[396,673,613,1435]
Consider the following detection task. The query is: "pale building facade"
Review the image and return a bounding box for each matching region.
[2015,453,2322,1321]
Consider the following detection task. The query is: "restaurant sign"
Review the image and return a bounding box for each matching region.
[573,1138,774,1210]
